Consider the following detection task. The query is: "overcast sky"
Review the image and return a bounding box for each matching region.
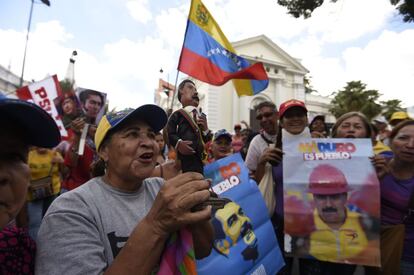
[1,0,413,109]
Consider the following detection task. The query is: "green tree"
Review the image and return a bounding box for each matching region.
[304,75,318,94]
[329,81,382,120]
[380,99,404,120]
[59,79,74,94]
[276,0,414,22]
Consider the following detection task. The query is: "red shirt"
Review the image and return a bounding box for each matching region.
[62,143,95,190]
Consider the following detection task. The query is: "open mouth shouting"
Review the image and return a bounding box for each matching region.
[138,151,154,164]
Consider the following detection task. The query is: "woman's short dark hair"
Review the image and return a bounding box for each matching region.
[389,119,414,142]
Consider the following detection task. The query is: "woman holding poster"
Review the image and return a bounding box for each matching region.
[317,112,382,273]
[379,120,414,275]
[284,111,385,275]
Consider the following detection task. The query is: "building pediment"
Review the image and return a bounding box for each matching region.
[232,35,309,75]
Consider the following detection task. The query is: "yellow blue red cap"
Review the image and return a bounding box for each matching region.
[95,104,167,151]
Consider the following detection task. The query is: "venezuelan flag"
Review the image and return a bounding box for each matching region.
[178,0,269,96]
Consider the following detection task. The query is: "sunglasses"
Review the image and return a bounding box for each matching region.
[256,112,274,121]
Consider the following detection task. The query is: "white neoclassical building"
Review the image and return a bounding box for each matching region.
[155,35,335,131]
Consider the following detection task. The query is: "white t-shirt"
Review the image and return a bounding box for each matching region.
[245,132,277,172]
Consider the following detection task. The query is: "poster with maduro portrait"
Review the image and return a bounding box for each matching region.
[197,153,284,275]
[283,138,380,267]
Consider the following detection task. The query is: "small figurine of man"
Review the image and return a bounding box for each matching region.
[167,79,212,174]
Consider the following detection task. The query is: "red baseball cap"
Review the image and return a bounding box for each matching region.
[308,164,351,195]
[279,99,307,118]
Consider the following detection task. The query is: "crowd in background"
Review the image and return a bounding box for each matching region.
[1,86,413,274]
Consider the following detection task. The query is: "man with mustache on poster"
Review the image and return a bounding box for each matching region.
[308,164,370,264]
[213,201,259,262]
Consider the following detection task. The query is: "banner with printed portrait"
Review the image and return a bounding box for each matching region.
[197,153,284,275]
[283,138,380,267]
[53,91,82,130]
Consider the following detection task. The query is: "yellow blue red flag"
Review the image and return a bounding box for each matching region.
[177,0,269,96]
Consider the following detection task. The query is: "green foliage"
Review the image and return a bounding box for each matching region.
[304,75,318,94]
[380,99,404,120]
[277,0,326,18]
[396,0,414,22]
[276,0,414,23]
[329,81,382,120]
[59,80,74,94]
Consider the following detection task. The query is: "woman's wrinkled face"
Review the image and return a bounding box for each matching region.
[391,125,414,163]
[100,120,159,182]
[336,116,368,138]
[0,125,30,230]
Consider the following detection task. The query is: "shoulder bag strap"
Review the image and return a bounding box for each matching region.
[260,133,273,145]
[47,162,55,177]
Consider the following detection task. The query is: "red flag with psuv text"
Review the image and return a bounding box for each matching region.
[16,75,67,138]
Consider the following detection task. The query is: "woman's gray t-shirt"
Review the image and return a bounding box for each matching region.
[35,176,164,274]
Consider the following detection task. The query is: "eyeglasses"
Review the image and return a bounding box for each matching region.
[256,112,274,121]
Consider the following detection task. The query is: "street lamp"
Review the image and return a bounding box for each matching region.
[65,50,77,86]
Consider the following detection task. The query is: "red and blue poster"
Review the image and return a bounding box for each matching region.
[283,138,380,267]
[197,153,284,275]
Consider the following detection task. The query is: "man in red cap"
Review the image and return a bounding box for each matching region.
[307,164,369,266]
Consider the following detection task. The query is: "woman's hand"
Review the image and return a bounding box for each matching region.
[145,172,212,237]
[311,131,325,138]
[370,154,389,179]
[71,117,85,135]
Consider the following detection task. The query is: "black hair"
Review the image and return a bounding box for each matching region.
[255,101,277,112]
[371,123,379,136]
[79,89,104,105]
[309,115,329,135]
[177,79,195,103]
[389,119,414,142]
[91,158,106,177]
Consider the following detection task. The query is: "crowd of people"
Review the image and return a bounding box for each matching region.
[0,79,413,275]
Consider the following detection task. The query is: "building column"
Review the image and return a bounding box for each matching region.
[232,87,239,129]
